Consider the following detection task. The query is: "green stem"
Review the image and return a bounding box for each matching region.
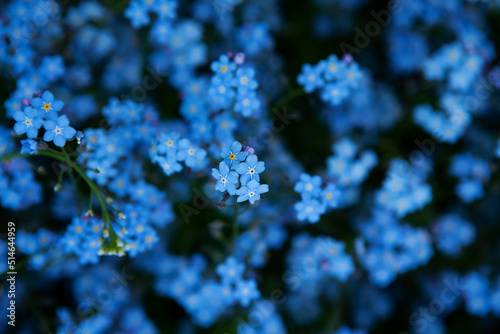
[41,151,111,224]
[0,151,25,163]
[0,151,114,237]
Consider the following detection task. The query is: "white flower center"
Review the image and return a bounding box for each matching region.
[188,148,195,155]
[305,183,313,191]
[54,126,62,135]
[248,191,255,197]
[24,117,32,126]
[221,177,227,184]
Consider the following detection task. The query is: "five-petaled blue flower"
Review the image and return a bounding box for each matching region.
[43,115,77,147]
[216,256,245,284]
[221,141,248,169]
[31,90,64,117]
[212,161,239,195]
[210,54,236,77]
[177,138,207,168]
[236,154,265,185]
[13,106,43,138]
[236,179,269,204]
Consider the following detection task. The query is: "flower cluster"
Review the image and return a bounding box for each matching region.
[431,214,476,256]
[297,54,363,106]
[375,158,433,218]
[3,0,500,333]
[356,210,434,287]
[294,173,340,223]
[60,216,106,265]
[13,91,79,152]
[208,54,261,117]
[150,132,208,175]
[449,153,491,203]
[0,153,42,210]
[212,141,269,204]
[288,234,355,283]
[413,95,471,144]
[125,0,177,28]
[423,41,491,92]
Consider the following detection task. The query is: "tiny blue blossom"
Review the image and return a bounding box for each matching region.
[212,161,239,195]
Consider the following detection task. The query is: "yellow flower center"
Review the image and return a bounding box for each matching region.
[229,153,236,160]
[43,103,51,111]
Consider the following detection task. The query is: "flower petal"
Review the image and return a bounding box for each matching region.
[41,90,54,102]
[43,120,56,130]
[57,115,70,127]
[53,135,66,147]
[62,126,76,139]
[13,111,25,122]
[13,122,26,135]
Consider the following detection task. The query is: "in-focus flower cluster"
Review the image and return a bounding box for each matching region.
[212,141,268,204]
[13,91,78,153]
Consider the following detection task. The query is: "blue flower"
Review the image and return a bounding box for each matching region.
[220,141,248,169]
[236,179,269,204]
[234,91,260,117]
[210,54,236,77]
[234,67,258,92]
[13,106,43,138]
[322,54,346,81]
[20,139,38,154]
[235,279,260,307]
[216,256,245,284]
[43,115,77,147]
[212,161,239,195]
[177,139,207,168]
[297,63,324,93]
[124,2,150,28]
[154,0,178,20]
[209,75,235,109]
[30,91,64,117]
[294,199,326,223]
[156,155,183,176]
[322,184,341,208]
[321,82,349,106]
[294,173,322,199]
[235,154,265,185]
